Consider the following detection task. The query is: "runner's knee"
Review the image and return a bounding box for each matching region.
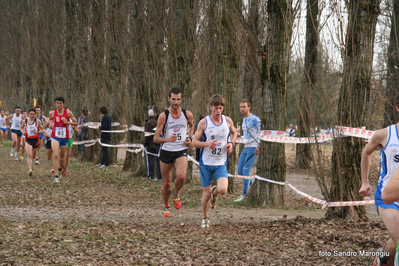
[218,188,227,195]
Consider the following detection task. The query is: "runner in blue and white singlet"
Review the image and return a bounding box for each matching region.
[199,115,230,166]
[192,94,237,228]
[375,124,399,211]
[360,116,399,265]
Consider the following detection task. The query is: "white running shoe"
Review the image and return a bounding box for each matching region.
[54,177,59,184]
[51,169,54,174]
[15,152,18,160]
[28,169,33,176]
[35,160,39,165]
[201,218,210,228]
[10,148,14,156]
[234,195,246,202]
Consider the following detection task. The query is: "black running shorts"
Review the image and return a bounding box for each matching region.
[25,137,40,148]
[159,149,187,164]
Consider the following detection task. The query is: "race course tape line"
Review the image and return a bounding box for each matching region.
[185,155,375,208]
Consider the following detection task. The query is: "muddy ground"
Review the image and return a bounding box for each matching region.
[0,140,388,265]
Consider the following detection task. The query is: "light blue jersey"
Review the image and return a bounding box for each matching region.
[242,114,261,148]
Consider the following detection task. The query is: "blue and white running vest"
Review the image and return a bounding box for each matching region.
[378,124,399,207]
[199,115,230,166]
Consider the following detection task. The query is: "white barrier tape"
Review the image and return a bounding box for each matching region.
[340,126,374,139]
[255,175,286,185]
[81,122,120,128]
[84,142,97,147]
[187,155,199,165]
[127,147,144,154]
[144,150,159,157]
[98,139,143,148]
[259,135,333,144]
[129,125,145,132]
[72,139,99,145]
[101,129,129,133]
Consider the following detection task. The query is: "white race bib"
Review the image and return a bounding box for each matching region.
[168,127,186,142]
[55,127,66,138]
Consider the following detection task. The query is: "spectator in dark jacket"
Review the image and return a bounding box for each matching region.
[99,106,111,168]
[144,106,161,180]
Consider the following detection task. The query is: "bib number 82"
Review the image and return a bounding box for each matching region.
[211,148,222,155]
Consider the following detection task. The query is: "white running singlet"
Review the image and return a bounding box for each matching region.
[161,109,188,152]
[199,115,230,166]
[68,119,74,138]
[11,114,22,130]
[0,115,6,128]
[378,124,399,207]
[25,119,39,138]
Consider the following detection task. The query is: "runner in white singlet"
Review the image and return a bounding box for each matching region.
[192,94,237,228]
[6,107,23,160]
[0,110,8,146]
[154,87,194,218]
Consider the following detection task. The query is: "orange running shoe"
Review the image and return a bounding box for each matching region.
[173,193,182,209]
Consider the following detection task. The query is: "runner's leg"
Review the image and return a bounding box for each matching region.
[26,143,33,170]
[173,156,188,195]
[379,207,399,262]
[51,140,61,176]
[160,162,174,207]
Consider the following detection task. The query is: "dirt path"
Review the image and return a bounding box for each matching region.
[0,141,386,265]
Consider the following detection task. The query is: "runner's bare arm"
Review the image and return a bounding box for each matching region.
[154,113,177,144]
[37,120,45,134]
[359,128,387,197]
[20,119,26,135]
[382,167,399,204]
[192,119,217,149]
[184,111,195,147]
[225,117,237,154]
[66,111,78,126]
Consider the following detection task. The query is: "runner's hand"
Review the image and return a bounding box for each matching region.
[208,140,217,150]
[359,183,373,197]
[226,143,233,154]
[169,133,177,142]
[185,137,191,147]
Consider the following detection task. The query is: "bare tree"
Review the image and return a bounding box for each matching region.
[328,0,381,219]
[249,0,294,207]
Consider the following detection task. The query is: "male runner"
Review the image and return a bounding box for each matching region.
[234,99,261,202]
[192,94,237,228]
[44,97,78,184]
[0,110,8,146]
[6,107,23,160]
[34,106,47,165]
[20,109,44,176]
[19,111,28,160]
[359,95,399,266]
[154,87,194,217]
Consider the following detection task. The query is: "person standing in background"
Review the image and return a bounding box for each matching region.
[98,106,112,168]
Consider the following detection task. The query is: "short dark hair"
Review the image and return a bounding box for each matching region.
[28,108,36,114]
[82,107,88,116]
[209,94,225,107]
[168,87,182,97]
[240,99,251,108]
[35,105,42,111]
[100,106,109,115]
[55,96,65,103]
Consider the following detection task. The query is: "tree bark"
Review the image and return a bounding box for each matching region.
[384,0,399,127]
[328,0,380,220]
[295,0,319,169]
[249,0,293,207]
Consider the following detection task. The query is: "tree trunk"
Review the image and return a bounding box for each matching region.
[328,0,380,220]
[295,0,319,169]
[384,0,399,127]
[249,0,293,207]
